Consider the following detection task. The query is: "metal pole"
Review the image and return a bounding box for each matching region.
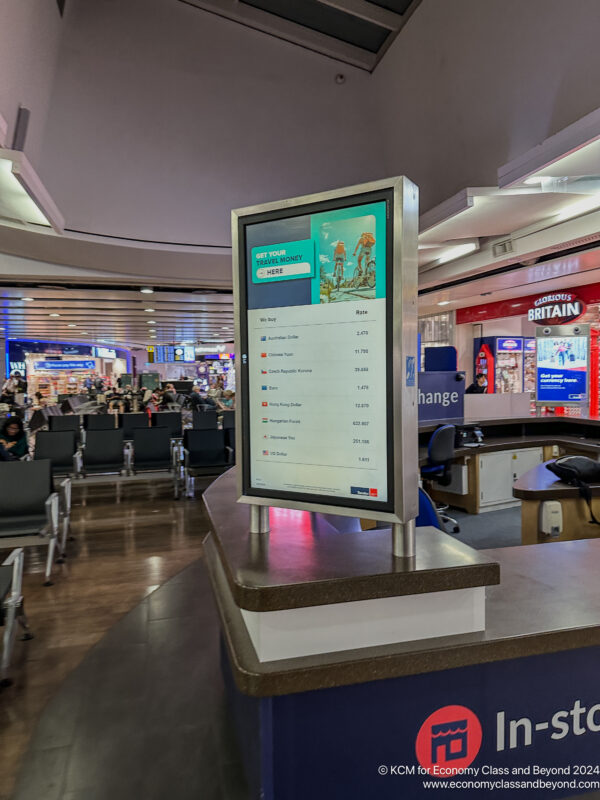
[392,519,416,559]
[249,504,270,534]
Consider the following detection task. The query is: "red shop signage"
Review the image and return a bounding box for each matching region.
[526,292,586,324]
[456,282,600,324]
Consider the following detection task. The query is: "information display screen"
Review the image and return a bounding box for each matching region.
[147,345,196,363]
[237,190,394,513]
[536,334,588,403]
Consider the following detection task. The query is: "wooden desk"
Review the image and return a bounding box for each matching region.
[419,417,600,514]
[514,460,600,544]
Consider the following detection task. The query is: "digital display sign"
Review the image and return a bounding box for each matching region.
[234,179,419,519]
[34,360,96,371]
[94,347,117,359]
[536,327,589,404]
[147,345,196,363]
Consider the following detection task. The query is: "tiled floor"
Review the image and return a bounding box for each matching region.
[0,480,209,799]
[12,559,249,800]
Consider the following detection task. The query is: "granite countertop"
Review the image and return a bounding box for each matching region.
[203,468,499,612]
[204,533,600,696]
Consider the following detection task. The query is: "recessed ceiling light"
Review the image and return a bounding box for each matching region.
[68,324,76,327]
[147,320,156,325]
[437,300,451,306]
[49,313,60,317]
[81,331,89,334]
[22,297,34,302]
[140,287,154,294]
[222,326,231,330]
[144,308,155,312]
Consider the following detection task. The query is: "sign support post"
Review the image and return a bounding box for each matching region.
[392,519,415,559]
[249,504,270,534]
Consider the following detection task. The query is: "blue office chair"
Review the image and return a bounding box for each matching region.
[420,424,460,534]
[416,487,444,530]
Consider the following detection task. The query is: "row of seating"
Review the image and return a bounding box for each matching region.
[34,426,232,489]
[45,409,235,441]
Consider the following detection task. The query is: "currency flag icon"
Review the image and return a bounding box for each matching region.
[261,353,267,358]
[261,369,267,375]
[262,418,268,422]
[262,401,268,407]
[262,450,269,456]
[260,336,267,341]
[261,385,267,391]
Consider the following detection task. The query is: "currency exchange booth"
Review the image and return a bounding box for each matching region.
[203,178,600,800]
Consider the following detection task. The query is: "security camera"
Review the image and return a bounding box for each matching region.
[543,327,552,335]
[573,326,581,334]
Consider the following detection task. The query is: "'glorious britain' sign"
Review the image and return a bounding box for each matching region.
[527,293,585,324]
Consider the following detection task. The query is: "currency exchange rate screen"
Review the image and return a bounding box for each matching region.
[241,198,392,511]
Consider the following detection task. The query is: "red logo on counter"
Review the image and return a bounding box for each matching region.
[415,705,482,775]
[369,488,378,497]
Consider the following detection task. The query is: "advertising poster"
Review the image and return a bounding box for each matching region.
[536,335,588,403]
[244,199,390,509]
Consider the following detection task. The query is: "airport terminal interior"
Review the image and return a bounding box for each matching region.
[3,1,600,798]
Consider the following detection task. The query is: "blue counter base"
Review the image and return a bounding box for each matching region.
[222,637,600,799]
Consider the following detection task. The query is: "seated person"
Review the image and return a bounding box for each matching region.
[465,373,487,394]
[0,417,28,459]
[188,385,215,411]
[206,379,223,403]
[161,384,178,407]
[121,385,134,412]
[32,391,47,409]
[216,390,235,411]
[107,388,126,413]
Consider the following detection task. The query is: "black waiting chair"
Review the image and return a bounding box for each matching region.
[182,429,232,498]
[49,413,82,445]
[192,409,218,430]
[420,424,460,534]
[131,428,178,497]
[0,548,33,687]
[223,425,235,457]
[119,412,149,440]
[34,430,78,476]
[81,429,126,476]
[131,428,173,473]
[84,414,117,431]
[0,460,61,585]
[151,411,183,439]
[34,430,76,554]
[221,410,235,429]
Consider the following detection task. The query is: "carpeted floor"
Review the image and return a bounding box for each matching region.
[444,505,523,549]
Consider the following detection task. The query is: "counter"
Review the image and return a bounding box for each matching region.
[514,460,600,544]
[419,416,600,514]
[203,468,600,800]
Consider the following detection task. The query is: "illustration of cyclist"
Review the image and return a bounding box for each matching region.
[332,240,346,289]
[353,232,375,277]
